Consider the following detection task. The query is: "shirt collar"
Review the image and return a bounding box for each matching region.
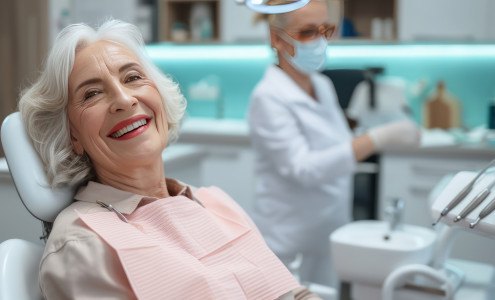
[267,64,321,107]
[74,178,195,215]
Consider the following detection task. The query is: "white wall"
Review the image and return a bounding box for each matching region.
[49,0,141,45]
[220,0,268,43]
[485,0,495,40]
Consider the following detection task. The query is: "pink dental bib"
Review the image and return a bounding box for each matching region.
[78,186,298,299]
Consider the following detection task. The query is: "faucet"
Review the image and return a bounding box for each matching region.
[383,198,405,240]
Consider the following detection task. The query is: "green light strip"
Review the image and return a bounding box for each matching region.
[329,44,495,58]
[146,44,495,60]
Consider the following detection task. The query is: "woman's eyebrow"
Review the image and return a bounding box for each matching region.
[75,78,101,94]
[119,62,141,73]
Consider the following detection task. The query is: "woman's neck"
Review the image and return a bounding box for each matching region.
[278,59,316,100]
[95,159,170,198]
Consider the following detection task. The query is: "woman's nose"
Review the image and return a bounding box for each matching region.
[109,82,138,113]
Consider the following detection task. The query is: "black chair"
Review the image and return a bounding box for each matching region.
[321,67,385,110]
[321,69,367,110]
[321,68,385,220]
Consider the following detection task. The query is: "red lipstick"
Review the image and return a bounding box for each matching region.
[107,115,151,140]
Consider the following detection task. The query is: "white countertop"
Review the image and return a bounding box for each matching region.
[179,118,495,157]
[178,117,250,145]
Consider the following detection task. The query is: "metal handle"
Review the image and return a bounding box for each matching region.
[433,159,495,226]
[454,189,490,222]
[469,198,495,228]
[479,198,495,219]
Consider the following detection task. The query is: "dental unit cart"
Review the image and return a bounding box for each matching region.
[331,162,495,300]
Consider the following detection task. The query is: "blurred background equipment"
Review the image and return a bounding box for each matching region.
[423,81,461,130]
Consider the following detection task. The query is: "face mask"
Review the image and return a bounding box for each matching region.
[280,35,328,74]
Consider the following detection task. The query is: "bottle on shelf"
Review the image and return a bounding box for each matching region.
[190,3,213,42]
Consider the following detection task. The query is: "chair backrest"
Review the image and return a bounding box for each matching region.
[321,69,367,109]
[0,112,77,299]
[1,112,76,223]
[322,67,385,110]
[0,239,44,300]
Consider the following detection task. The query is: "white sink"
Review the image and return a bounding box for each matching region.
[330,220,436,286]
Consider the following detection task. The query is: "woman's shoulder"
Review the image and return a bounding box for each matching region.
[253,65,292,97]
[44,201,103,253]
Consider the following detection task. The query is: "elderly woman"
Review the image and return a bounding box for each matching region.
[249,0,420,288]
[18,20,311,299]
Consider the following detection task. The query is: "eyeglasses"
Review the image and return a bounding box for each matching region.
[275,24,337,42]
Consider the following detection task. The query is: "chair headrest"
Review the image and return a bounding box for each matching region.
[1,112,75,222]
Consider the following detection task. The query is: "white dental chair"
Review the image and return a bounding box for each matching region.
[0,239,44,300]
[0,112,76,300]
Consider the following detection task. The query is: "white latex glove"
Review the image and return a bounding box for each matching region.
[368,120,421,151]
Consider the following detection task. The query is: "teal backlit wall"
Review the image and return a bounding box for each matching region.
[146,43,495,129]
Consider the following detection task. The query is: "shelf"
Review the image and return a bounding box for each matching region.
[342,0,396,40]
[158,0,220,42]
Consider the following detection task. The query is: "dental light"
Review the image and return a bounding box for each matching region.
[236,0,310,14]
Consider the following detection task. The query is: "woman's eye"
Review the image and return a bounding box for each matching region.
[125,74,143,83]
[299,29,317,38]
[83,90,100,100]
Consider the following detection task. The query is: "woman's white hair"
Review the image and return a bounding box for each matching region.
[18,19,187,187]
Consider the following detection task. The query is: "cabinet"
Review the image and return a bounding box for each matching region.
[378,149,495,265]
[158,0,220,42]
[339,0,495,41]
[397,0,495,41]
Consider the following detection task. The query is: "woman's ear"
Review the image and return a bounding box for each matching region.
[270,28,294,57]
[269,28,282,51]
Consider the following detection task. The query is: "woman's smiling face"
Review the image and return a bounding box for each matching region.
[67,40,168,175]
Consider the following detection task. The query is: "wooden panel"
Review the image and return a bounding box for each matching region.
[0,0,48,156]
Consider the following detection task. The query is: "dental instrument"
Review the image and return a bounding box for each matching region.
[432,159,495,226]
[453,178,495,222]
[469,197,495,228]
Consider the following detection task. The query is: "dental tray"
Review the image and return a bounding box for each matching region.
[431,171,495,239]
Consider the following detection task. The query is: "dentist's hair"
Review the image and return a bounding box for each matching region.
[254,0,296,28]
[18,19,187,187]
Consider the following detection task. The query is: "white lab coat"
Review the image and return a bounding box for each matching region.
[248,65,357,261]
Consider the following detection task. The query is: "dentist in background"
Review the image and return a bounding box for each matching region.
[248,0,420,288]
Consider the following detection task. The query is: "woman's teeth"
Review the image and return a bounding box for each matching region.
[111,119,147,138]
